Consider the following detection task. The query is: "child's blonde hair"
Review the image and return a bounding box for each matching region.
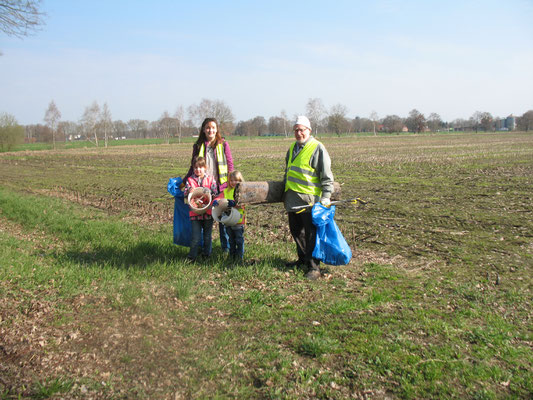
[229,170,244,182]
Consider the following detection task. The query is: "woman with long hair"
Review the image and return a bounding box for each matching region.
[184,117,234,253]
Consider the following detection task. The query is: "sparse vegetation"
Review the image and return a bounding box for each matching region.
[0,113,24,152]
[0,132,531,399]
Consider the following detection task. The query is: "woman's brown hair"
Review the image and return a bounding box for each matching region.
[196,117,223,147]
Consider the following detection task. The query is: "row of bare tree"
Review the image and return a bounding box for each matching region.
[14,98,533,147]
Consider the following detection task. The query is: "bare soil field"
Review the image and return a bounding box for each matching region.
[2,133,531,268]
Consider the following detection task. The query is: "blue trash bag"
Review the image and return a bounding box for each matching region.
[312,203,352,266]
[167,177,192,247]
[167,177,183,198]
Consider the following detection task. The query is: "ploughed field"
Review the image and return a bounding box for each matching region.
[0,132,531,399]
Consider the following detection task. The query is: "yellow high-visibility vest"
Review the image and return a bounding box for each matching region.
[284,138,322,196]
[223,187,244,224]
[199,142,228,184]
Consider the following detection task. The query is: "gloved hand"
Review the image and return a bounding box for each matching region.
[227,200,236,208]
[320,197,331,207]
[212,200,219,207]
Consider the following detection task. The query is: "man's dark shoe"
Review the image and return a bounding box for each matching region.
[305,269,321,280]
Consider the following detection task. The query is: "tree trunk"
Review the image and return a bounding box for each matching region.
[234,181,342,205]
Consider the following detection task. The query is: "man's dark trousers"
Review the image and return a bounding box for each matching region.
[288,211,320,270]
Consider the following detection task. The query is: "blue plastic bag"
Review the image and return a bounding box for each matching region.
[167,177,183,198]
[312,203,352,266]
[167,177,192,247]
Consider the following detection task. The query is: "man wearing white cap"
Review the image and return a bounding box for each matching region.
[283,115,334,280]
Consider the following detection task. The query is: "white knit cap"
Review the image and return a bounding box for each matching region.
[294,115,311,131]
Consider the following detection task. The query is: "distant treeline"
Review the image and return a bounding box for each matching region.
[2,98,533,150]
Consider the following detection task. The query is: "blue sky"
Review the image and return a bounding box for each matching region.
[1,0,532,125]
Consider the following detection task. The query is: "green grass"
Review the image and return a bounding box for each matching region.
[5,131,467,153]
[8,137,202,152]
[32,377,74,399]
[0,132,532,399]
